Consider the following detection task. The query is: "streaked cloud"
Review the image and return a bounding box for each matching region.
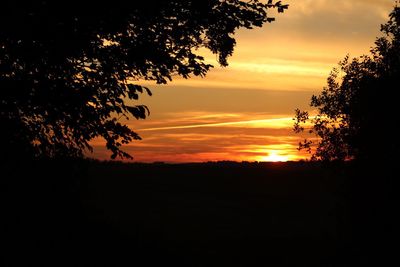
[91,111,314,162]
[139,117,294,132]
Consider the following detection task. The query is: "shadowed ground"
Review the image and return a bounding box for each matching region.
[1,160,395,266]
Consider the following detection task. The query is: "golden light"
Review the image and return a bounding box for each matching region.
[259,150,289,162]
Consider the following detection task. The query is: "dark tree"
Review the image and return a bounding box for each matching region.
[294,5,400,162]
[0,0,288,160]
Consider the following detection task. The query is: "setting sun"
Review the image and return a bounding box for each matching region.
[259,151,290,162]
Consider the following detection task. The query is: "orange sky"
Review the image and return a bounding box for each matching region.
[91,0,394,162]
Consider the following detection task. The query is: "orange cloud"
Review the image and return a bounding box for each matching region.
[90,111,313,162]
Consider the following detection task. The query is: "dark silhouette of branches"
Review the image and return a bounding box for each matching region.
[0,0,288,160]
[294,5,400,162]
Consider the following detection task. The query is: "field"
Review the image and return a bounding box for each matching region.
[2,160,394,266]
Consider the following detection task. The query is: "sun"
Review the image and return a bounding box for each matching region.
[259,151,289,162]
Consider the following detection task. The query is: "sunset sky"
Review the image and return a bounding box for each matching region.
[91,0,394,162]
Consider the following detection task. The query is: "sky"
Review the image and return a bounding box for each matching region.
[91,0,395,162]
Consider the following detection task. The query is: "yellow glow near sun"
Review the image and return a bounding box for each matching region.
[259,150,289,162]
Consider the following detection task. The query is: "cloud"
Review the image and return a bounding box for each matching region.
[267,0,392,43]
[136,1,393,93]
[291,0,393,17]
[139,117,294,132]
[90,111,313,162]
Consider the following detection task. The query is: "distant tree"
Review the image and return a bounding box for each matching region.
[0,0,288,160]
[294,5,400,162]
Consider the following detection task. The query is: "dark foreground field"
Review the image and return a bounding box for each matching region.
[1,160,395,266]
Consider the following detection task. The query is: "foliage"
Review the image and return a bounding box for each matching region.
[294,5,400,161]
[0,0,288,159]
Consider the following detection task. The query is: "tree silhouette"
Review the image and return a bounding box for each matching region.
[294,5,400,162]
[0,0,288,160]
